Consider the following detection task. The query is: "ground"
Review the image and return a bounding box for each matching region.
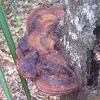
[0,0,61,100]
[0,0,100,100]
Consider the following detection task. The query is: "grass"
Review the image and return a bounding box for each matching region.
[0,65,12,100]
[12,8,23,37]
[0,0,4,6]
[0,3,31,100]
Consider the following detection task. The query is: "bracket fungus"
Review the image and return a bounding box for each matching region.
[16,6,79,96]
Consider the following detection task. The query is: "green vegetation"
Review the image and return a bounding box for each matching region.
[0,65,12,100]
[0,3,31,100]
[12,8,23,37]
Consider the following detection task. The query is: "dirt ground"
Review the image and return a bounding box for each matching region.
[0,0,61,100]
[0,0,100,100]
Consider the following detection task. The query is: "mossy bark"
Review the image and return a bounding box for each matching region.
[60,0,100,100]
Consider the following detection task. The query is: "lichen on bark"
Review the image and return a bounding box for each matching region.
[60,0,100,100]
[61,0,99,80]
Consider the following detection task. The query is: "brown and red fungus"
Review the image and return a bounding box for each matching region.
[16,6,79,96]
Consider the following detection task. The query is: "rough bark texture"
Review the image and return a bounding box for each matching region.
[60,0,100,100]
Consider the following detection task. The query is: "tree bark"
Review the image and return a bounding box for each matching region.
[59,0,100,100]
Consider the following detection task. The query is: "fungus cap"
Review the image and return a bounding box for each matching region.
[36,52,79,95]
[16,6,79,96]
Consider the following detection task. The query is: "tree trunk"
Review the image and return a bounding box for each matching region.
[59,0,100,100]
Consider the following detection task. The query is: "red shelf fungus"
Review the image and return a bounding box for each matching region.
[16,6,79,96]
